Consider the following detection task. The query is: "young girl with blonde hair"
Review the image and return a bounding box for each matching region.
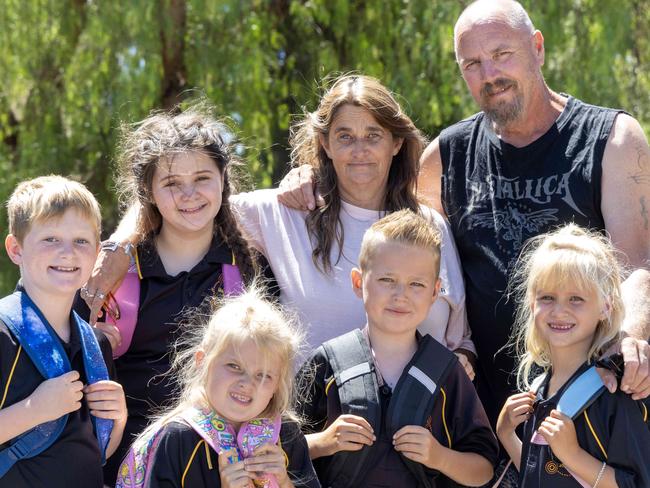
[496,224,650,488]
[117,286,319,488]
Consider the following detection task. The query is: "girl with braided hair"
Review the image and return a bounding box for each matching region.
[78,103,260,485]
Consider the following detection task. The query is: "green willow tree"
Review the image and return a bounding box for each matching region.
[1,0,649,292]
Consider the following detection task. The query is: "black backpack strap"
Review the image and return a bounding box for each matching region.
[386,334,458,488]
[321,329,381,488]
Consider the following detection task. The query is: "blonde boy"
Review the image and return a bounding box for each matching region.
[297,209,497,487]
[0,176,126,487]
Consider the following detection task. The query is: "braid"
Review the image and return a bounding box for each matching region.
[216,172,257,284]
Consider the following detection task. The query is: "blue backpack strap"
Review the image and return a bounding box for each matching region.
[321,329,381,488]
[557,366,605,419]
[386,334,457,488]
[73,311,113,463]
[0,292,113,476]
[0,292,69,477]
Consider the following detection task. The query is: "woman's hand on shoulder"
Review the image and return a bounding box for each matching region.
[496,391,535,441]
[307,413,375,458]
[454,350,476,381]
[83,246,131,324]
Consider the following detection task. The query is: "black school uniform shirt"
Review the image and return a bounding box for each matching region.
[0,285,116,488]
[146,419,321,487]
[519,362,650,488]
[296,335,499,487]
[76,235,236,484]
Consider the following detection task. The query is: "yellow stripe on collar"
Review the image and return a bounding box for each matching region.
[0,345,21,409]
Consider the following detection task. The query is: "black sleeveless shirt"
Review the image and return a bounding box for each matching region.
[439,96,620,423]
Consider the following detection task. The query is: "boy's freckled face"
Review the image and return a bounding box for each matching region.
[6,208,99,300]
[353,241,440,336]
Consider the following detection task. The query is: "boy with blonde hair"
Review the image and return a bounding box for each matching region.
[297,209,497,487]
[0,175,126,487]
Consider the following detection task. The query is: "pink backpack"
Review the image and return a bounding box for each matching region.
[106,259,243,358]
[115,407,281,488]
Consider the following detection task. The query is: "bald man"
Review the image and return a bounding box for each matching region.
[414,0,650,428]
[277,0,650,430]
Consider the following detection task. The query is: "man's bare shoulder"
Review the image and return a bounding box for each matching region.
[418,137,444,215]
[421,137,441,166]
[601,112,650,268]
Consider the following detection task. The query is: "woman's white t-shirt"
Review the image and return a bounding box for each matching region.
[231,189,473,354]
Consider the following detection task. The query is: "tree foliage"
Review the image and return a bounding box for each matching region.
[1,0,649,292]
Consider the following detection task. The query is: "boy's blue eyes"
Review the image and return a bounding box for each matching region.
[45,236,79,243]
[378,277,426,287]
[44,237,90,244]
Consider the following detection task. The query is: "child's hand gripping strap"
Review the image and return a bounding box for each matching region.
[385,334,457,488]
[181,407,281,488]
[0,292,113,476]
[528,366,606,488]
[0,292,69,479]
[493,369,604,488]
[238,417,282,488]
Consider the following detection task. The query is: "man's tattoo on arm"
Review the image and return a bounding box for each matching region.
[630,144,650,184]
